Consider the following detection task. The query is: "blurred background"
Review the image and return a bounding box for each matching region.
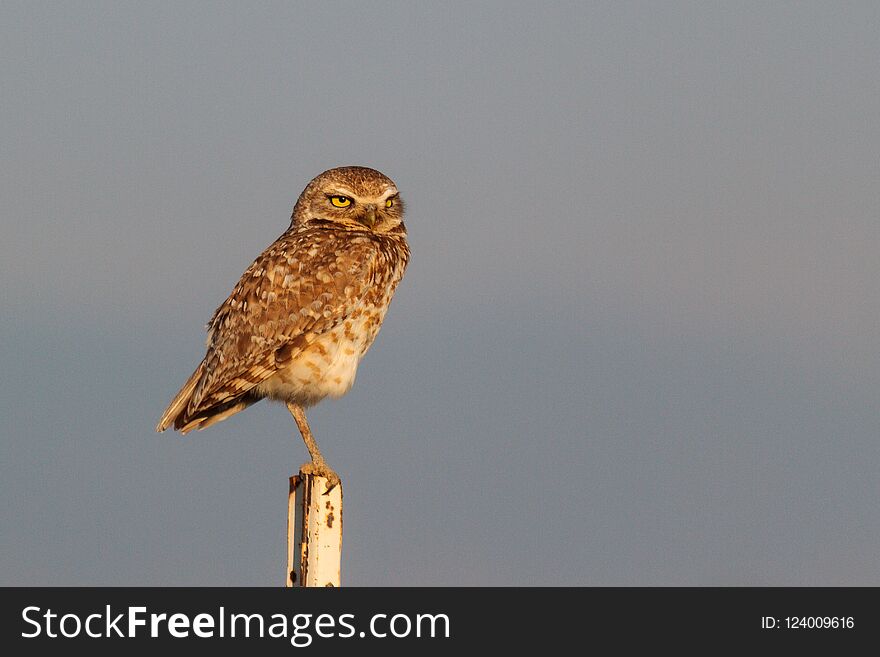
[1,1,877,585]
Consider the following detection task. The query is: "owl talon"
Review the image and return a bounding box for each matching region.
[299,461,341,494]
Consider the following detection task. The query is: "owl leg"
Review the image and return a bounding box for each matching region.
[286,401,340,492]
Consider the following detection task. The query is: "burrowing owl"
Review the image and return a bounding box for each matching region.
[156,166,410,487]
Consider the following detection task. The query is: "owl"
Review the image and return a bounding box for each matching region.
[156,166,410,488]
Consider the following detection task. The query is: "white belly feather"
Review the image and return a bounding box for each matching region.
[255,322,371,407]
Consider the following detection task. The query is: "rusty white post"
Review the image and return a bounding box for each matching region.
[286,473,342,587]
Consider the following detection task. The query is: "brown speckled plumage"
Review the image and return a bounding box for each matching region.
[157,166,409,442]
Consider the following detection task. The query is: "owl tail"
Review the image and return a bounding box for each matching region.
[156,362,205,433]
[156,361,257,434]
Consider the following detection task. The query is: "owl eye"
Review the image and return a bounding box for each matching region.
[329,196,351,208]
[385,199,394,208]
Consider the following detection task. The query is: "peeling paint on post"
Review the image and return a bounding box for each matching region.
[287,473,342,587]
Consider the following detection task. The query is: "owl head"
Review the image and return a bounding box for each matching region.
[290,166,405,233]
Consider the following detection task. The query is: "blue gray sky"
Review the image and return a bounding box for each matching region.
[1,1,878,585]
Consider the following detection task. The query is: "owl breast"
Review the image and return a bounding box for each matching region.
[255,304,387,407]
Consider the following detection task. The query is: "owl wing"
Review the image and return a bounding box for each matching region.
[157,228,379,432]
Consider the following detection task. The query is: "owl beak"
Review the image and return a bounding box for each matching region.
[361,205,377,228]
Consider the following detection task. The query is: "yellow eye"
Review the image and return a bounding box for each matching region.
[385,198,394,208]
[330,196,351,208]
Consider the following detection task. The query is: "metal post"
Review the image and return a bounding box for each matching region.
[286,473,342,587]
